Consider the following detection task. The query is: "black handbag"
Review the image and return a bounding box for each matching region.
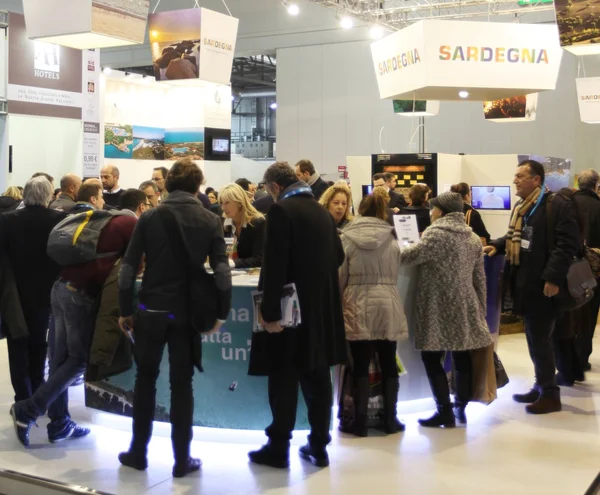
[157,207,218,333]
[494,352,509,389]
[547,194,597,311]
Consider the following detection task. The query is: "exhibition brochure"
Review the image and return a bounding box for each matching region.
[251,283,302,332]
[393,214,421,250]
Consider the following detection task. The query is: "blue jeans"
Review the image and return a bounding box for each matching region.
[15,281,95,429]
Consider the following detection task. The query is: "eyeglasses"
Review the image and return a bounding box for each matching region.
[152,177,164,182]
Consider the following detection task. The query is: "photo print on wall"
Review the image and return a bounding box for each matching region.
[164,128,204,160]
[104,124,133,159]
[517,154,572,192]
[132,126,165,160]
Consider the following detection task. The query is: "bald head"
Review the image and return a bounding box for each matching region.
[101,165,120,192]
[60,174,82,200]
[578,169,599,192]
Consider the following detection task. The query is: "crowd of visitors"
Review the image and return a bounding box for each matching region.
[0,156,598,478]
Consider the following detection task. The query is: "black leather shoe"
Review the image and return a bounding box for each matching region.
[248,444,290,469]
[556,373,574,387]
[584,362,592,372]
[418,406,456,428]
[173,457,202,478]
[512,389,540,404]
[118,451,148,471]
[299,444,329,468]
[526,396,562,415]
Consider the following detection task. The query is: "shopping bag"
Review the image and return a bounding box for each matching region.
[470,344,497,405]
[494,352,509,389]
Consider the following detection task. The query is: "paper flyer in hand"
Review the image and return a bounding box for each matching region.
[251,283,302,332]
[393,215,420,251]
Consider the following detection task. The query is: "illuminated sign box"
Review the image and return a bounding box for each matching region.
[483,94,538,122]
[370,20,563,101]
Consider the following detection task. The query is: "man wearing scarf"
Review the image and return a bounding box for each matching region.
[248,162,347,469]
[485,160,580,414]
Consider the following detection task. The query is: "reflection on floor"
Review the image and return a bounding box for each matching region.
[0,334,599,495]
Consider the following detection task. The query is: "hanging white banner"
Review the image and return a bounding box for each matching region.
[576,77,600,124]
[82,49,101,177]
[370,20,563,101]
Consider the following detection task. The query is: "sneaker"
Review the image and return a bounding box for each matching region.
[48,421,91,443]
[248,444,290,469]
[10,405,34,447]
[512,389,540,404]
[173,457,202,478]
[118,451,148,471]
[299,444,329,468]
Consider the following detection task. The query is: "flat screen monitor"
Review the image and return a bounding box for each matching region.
[212,138,230,154]
[362,185,373,197]
[471,186,511,210]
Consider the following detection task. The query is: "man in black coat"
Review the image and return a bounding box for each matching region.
[574,169,600,370]
[294,159,329,201]
[118,158,232,478]
[373,173,407,212]
[248,162,346,469]
[485,160,580,414]
[0,177,65,402]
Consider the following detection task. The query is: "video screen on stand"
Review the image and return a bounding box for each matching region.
[471,186,511,210]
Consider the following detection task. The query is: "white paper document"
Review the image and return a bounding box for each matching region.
[251,283,302,332]
[393,214,421,250]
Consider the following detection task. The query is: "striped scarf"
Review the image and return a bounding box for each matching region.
[506,187,542,266]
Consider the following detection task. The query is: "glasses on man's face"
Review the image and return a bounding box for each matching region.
[152,177,163,182]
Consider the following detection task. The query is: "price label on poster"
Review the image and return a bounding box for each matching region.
[393,214,420,250]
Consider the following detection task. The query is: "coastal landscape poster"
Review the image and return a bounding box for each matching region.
[91,0,150,44]
[132,126,165,160]
[104,124,133,159]
[164,128,204,160]
[148,9,201,82]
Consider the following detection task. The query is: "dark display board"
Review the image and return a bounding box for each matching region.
[371,153,438,198]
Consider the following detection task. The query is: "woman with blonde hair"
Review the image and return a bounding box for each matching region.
[219,183,266,268]
[339,187,408,436]
[319,183,354,230]
[0,186,23,213]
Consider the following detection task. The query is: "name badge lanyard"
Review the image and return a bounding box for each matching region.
[524,184,545,226]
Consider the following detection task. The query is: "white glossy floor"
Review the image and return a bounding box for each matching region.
[0,334,599,495]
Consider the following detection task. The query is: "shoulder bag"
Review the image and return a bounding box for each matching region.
[157,206,218,333]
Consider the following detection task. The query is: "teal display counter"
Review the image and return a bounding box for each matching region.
[85,274,310,430]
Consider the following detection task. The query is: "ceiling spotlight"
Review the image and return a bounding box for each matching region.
[369,25,384,39]
[102,67,112,74]
[340,16,354,30]
[270,102,278,110]
[459,90,469,98]
[287,3,300,15]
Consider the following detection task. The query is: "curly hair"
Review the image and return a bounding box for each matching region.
[319,184,354,223]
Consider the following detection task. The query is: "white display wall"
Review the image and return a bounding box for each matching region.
[102,75,233,191]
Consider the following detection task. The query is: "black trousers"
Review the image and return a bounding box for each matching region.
[266,367,332,449]
[130,310,194,463]
[523,314,558,393]
[6,308,50,402]
[349,340,397,379]
[553,334,582,383]
[421,350,472,405]
[577,285,600,368]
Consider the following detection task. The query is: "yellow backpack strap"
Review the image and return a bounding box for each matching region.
[72,210,94,246]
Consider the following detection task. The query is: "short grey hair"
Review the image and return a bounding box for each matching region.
[578,169,599,191]
[23,176,54,207]
[263,162,297,189]
[139,180,158,193]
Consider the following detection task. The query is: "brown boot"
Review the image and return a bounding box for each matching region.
[526,395,562,415]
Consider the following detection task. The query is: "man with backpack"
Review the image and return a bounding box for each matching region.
[10,182,137,446]
[484,160,580,414]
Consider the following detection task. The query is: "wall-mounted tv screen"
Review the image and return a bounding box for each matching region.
[471,186,511,210]
[213,138,230,154]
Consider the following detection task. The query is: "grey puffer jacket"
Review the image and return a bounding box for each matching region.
[399,213,492,352]
[339,217,408,342]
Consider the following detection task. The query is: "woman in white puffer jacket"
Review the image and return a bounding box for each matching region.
[338,188,408,437]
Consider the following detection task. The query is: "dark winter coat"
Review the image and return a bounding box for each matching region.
[310,177,330,202]
[0,196,20,213]
[248,182,347,375]
[573,189,600,249]
[399,205,431,233]
[224,217,266,269]
[492,193,580,317]
[389,190,408,209]
[464,204,491,245]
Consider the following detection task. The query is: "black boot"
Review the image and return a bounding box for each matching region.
[513,388,540,404]
[419,364,455,428]
[338,377,369,437]
[453,368,471,425]
[382,378,405,434]
[248,441,290,469]
[419,405,456,428]
[453,401,467,425]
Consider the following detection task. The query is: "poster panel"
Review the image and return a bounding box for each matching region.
[7,13,83,119]
[555,0,600,55]
[576,77,600,124]
[82,49,101,176]
[517,154,572,192]
[483,94,538,122]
